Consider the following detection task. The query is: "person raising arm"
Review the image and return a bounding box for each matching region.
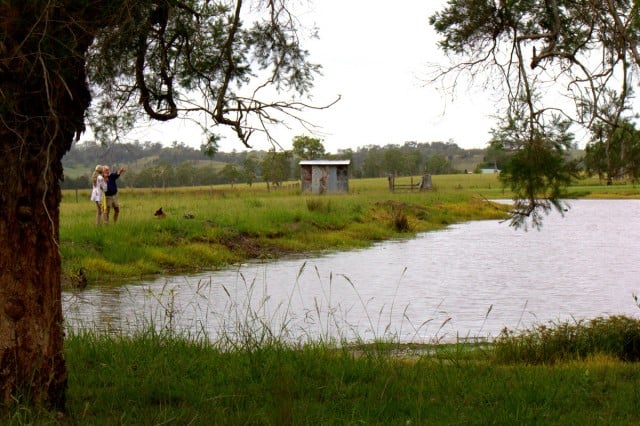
[102,165,126,224]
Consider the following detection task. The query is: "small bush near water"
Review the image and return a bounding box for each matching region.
[494,315,640,364]
[391,204,410,232]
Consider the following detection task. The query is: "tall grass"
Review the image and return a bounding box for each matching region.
[54,253,640,423]
[9,311,640,424]
[3,175,626,423]
[494,315,640,364]
[60,173,640,286]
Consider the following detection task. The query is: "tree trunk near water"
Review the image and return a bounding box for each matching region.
[0,150,68,410]
[1,0,317,409]
[0,2,98,410]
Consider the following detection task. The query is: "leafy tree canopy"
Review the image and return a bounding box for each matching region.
[430,0,640,226]
[261,148,292,187]
[0,0,326,409]
[292,134,326,160]
[584,119,640,183]
[86,0,327,151]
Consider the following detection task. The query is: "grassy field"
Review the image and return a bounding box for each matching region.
[61,172,640,286]
[60,174,514,286]
[8,315,640,424]
[6,173,638,424]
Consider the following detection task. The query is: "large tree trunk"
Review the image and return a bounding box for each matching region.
[0,2,97,410]
[0,142,69,410]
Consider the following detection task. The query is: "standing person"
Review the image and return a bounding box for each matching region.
[103,164,126,224]
[90,165,107,225]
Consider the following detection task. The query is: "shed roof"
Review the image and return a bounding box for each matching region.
[299,160,351,166]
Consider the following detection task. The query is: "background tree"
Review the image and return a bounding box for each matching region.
[424,154,453,175]
[220,163,241,186]
[292,135,326,160]
[584,119,640,184]
[401,146,424,175]
[194,164,221,186]
[261,149,292,189]
[0,0,320,409]
[430,0,640,225]
[155,161,175,189]
[129,167,155,188]
[382,147,407,176]
[175,161,198,187]
[360,146,384,177]
[241,154,259,187]
[480,143,510,173]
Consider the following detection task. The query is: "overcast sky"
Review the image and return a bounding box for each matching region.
[291,0,497,153]
[87,1,499,153]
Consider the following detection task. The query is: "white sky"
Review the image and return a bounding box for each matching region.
[85,1,499,153]
[292,0,497,153]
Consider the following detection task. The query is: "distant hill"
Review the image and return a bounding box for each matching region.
[62,140,222,178]
[62,139,493,189]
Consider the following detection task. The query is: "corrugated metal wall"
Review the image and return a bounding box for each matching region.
[300,165,349,194]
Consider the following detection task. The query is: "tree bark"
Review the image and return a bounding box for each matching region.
[2,0,315,409]
[0,2,98,410]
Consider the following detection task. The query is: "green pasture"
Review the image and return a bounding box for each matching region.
[6,173,631,424]
[60,173,640,286]
[60,174,513,286]
[9,315,640,424]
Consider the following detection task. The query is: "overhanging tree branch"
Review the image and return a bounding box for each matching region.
[430,0,640,227]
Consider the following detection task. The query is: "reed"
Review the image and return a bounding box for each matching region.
[8,320,640,424]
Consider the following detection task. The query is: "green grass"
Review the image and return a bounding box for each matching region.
[9,174,640,423]
[494,315,640,364]
[60,173,640,286]
[7,316,640,424]
[60,175,511,286]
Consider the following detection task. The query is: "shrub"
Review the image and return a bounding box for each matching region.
[391,205,410,232]
[306,198,331,213]
[493,315,640,364]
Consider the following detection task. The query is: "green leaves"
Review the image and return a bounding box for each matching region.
[584,119,640,183]
[292,135,326,160]
[86,1,321,146]
[491,113,579,229]
[429,0,502,54]
[431,0,640,227]
[500,138,579,229]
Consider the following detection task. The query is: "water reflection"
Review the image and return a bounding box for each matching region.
[63,200,640,344]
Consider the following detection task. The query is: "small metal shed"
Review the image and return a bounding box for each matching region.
[299,160,350,194]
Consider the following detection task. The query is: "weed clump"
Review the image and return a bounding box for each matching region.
[391,205,410,232]
[493,315,640,364]
[306,198,332,213]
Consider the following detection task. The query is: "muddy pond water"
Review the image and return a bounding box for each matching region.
[63,199,640,344]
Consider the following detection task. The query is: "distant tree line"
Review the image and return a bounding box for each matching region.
[344,141,480,177]
[487,118,640,186]
[61,138,495,190]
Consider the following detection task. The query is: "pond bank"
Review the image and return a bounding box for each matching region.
[61,183,509,288]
